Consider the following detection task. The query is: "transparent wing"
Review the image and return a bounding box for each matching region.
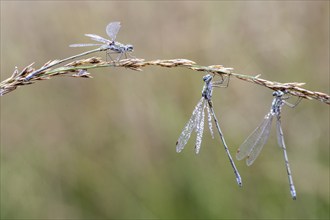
[236,113,273,164]
[84,34,111,44]
[69,43,103,47]
[106,22,121,41]
[195,101,206,154]
[206,104,214,139]
[245,114,273,166]
[176,98,204,153]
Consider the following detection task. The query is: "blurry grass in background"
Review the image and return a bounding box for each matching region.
[1,1,329,219]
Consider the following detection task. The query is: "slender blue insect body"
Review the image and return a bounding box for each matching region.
[177,74,242,186]
[236,90,299,199]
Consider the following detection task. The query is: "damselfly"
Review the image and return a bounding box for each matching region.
[69,21,134,61]
[236,90,301,199]
[24,22,133,81]
[176,74,242,186]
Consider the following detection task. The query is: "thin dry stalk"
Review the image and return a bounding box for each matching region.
[1,57,329,105]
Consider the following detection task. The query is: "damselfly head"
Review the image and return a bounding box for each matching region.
[203,74,213,83]
[125,44,134,52]
[273,90,286,97]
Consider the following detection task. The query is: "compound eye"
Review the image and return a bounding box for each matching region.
[127,45,133,51]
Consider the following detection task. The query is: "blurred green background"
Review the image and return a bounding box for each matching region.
[1,1,329,219]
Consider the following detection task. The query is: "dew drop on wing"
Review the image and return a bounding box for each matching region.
[206,104,214,139]
[194,100,203,133]
[176,98,204,153]
[195,101,206,154]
